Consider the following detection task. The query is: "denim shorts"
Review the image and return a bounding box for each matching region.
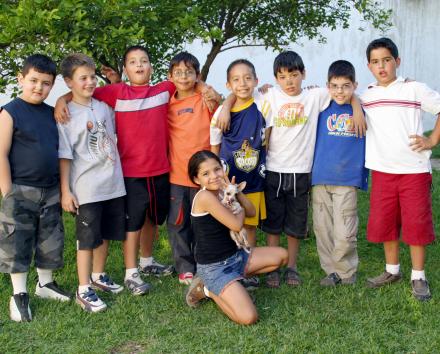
[197,249,252,296]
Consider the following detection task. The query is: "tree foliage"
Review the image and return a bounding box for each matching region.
[0,0,391,92]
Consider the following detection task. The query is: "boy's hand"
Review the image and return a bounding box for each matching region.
[101,65,121,84]
[216,94,236,132]
[409,134,436,152]
[201,85,221,113]
[54,93,73,124]
[0,183,12,198]
[61,191,79,214]
[258,84,273,94]
[351,95,367,138]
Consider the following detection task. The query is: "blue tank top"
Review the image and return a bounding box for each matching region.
[312,100,368,190]
[2,98,59,188]
[219,99,266,193]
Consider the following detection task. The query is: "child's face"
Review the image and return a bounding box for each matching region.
[194,158,225,191]
[124,49,152,86]
[275,68,305,96]
[18,68,54,104]
[226,64,258,102]
[367,47,400,87]
[65,66,97,101]
[327,76,357,105]
[168,61,198,94]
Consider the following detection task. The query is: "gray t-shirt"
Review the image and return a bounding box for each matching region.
[58,98,126,205]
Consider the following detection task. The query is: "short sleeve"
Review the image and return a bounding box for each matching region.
[93,83,122,108]
[416,82,440,115]
[57,122,73,160]
[157,80,176,96]
[315,87,331,112]
[210,105,223,146]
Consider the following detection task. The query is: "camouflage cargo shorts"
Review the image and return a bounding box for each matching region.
[0,183,64,273]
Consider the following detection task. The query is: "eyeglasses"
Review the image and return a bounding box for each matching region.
[328,83,354,92]
[172,70,196,78]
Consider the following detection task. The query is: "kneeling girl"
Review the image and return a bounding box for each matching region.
[185,150,287,325]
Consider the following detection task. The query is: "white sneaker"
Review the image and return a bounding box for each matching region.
[35,281,72,302]
[124,272,151,296]
[10,293,32,322]
[76,288,107,313]
[91,274,123,294]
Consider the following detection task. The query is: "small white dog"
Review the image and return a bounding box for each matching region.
[219,180,251,253]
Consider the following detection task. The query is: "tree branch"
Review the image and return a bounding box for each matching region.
[219,43,269,53]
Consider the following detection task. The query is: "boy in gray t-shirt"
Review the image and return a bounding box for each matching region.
[58,54,127,313]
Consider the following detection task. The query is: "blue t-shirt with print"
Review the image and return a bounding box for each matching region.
[312,100,368,190]
[219,99,266,194]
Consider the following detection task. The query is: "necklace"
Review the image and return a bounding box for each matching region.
[72,99,93,110]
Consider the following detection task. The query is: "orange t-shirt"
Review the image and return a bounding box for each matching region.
[168,92,213,187]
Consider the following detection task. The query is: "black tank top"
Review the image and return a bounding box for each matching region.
[2,98,59,188]
[191,211,237,265]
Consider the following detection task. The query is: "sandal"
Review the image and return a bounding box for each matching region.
[265,270,281,288]
[285,268,302,287]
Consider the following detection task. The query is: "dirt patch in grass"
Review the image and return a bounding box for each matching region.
[109,341,147,354]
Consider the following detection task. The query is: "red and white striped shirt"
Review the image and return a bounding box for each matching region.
[361,77,440,173]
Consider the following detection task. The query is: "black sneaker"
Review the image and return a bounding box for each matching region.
[35,281,72,301]
[240,276,260,291]
[320,273,341,287]
[10,293,32,322]
[139,260,174,277]
[411,279,432,301]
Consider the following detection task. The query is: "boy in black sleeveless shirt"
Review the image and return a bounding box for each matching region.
[0,54,71,322]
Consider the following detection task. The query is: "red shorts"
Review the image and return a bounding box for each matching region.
[367,171,435,246]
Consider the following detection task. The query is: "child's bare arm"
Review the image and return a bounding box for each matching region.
[0,110,13,196]
[211,144,221,155]
[54,92,73,124]
[198,190,245,232]
[216,94,236,132]
[265,127,272,151]
[59,159,79,214]
[101,65,122,84]
[410,113,440,151]
[350,95,367,138]
[236,192,256,218]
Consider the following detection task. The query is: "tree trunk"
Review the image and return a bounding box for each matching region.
[200,41,224,82]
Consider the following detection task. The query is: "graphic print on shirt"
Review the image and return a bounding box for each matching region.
[326,113,356,137]
[274,102,307,127]
[86,120,117,164]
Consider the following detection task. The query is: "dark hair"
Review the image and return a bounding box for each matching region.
[226,59,257,81]
[188,150,222,185]
[21,54,57,80]
[123,45,150,65]
[60,53,96,79]
[168,52,200,75]
[366,37,399,62]
[327,60,356,82]
[273,51,305,76]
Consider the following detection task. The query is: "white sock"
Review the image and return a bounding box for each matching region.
[139,257,153,268]
[10,272,28,294]
[203,286,210,297]
[78,284,91,294]
[385,264,400,275]
[91,272,105,282]
[125,268,138,280]
[37,268,53,287]
[411,269,426,281]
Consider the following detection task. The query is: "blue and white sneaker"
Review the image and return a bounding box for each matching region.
[76,288,107,313]
[124,272,151,296]
[91,274,123,294]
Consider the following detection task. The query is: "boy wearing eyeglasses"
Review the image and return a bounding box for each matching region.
[311,60,368,287]
[166,52,220,285]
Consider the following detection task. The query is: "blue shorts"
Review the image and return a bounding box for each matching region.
[197,249,252,296]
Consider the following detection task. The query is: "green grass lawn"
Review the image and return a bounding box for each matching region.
[1,172,440,353]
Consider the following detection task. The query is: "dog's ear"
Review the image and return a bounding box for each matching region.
[237,181,246,192]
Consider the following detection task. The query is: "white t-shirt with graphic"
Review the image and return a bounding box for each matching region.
[265,86,330,173]
[58,98,126,205]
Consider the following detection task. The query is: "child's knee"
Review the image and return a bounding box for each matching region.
[238,308,258,325]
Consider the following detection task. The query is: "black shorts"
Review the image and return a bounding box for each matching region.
[261,171,311,239]
[124,174,170,231]
[76,197,126,250]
